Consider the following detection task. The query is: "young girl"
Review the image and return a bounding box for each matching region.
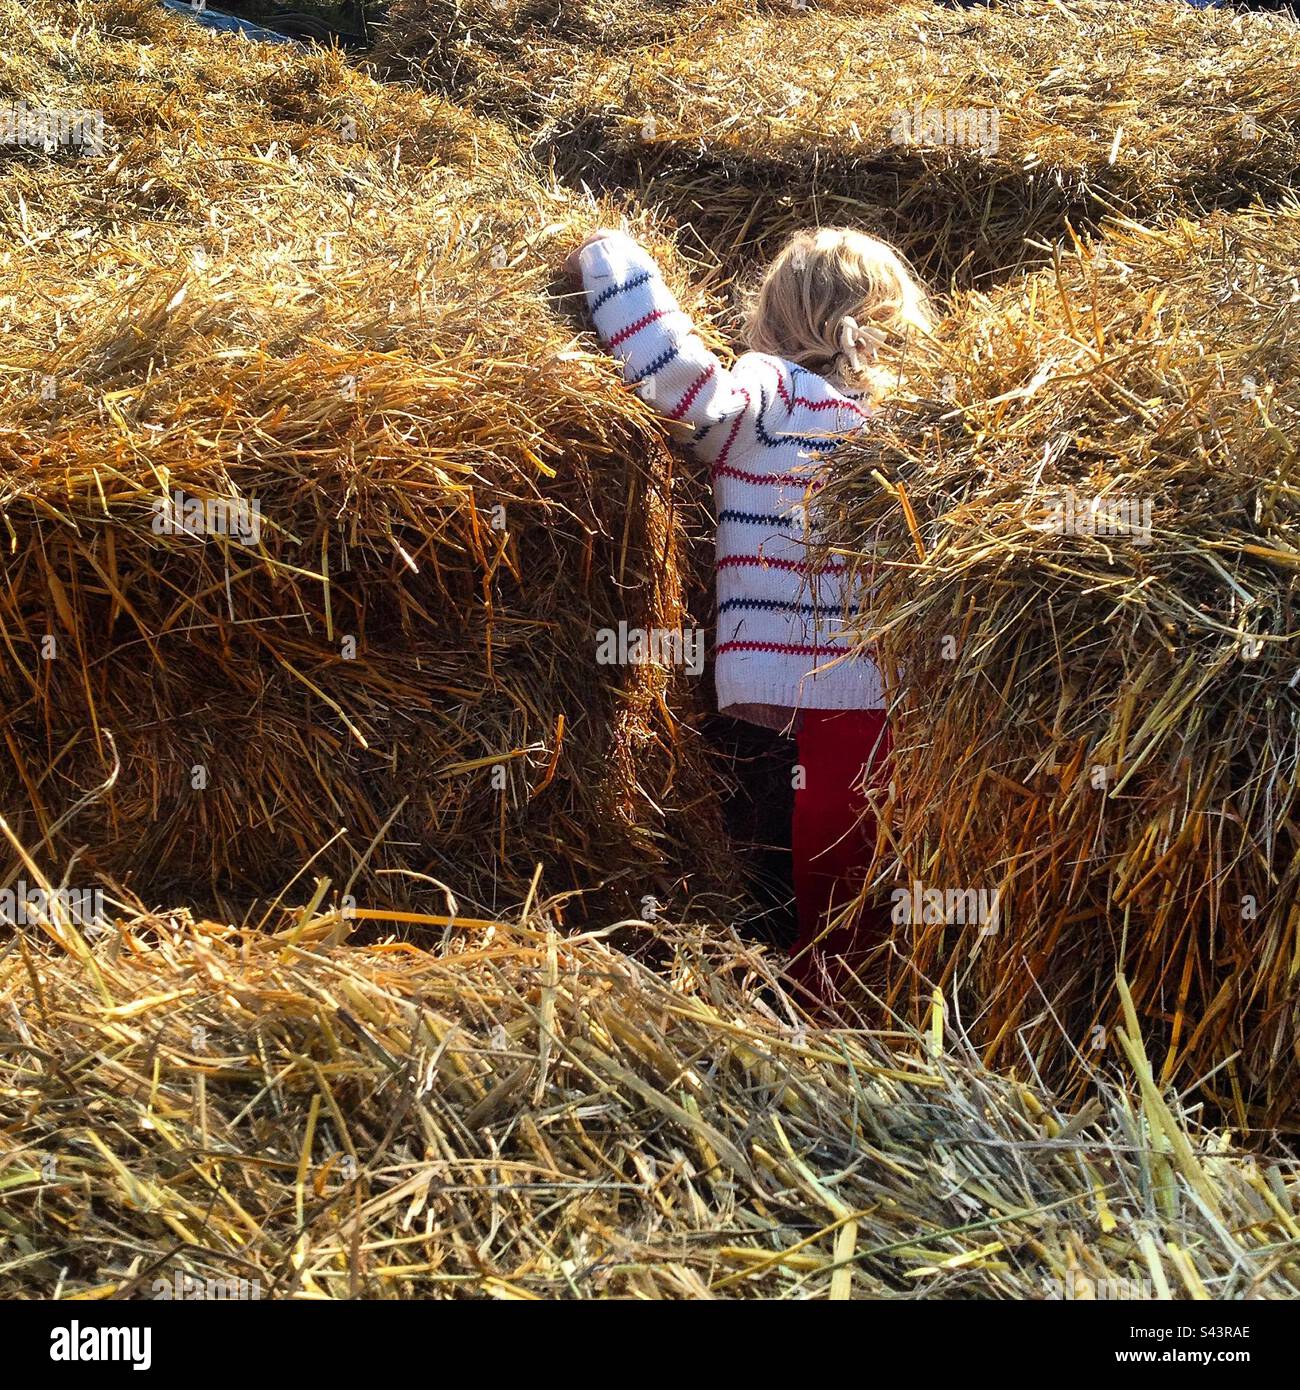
[571,225,935,997]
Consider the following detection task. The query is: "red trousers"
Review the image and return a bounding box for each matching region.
[789,708,892,995]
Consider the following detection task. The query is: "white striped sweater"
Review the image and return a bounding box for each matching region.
[579,231,883,729]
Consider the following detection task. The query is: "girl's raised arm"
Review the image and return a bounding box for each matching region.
[576,230,749,444]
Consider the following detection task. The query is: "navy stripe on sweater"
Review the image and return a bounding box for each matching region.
[719,597,861,616]
[753,388,843,452]
[788,363,865,401]
[631,343,681,383]
[717,510,798,528]
[589,270,654,312]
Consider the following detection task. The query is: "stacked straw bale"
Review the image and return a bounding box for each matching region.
[4,900,1300,1299]
[819,202,1300,1128]
[378,0,1300,288]
[0,0,730,916]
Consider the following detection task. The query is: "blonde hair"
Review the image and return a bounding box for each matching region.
[744,228,936,389]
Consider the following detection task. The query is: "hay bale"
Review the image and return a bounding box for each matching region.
[819,201,1300,1127]
[4,900,1300,1298]
[379,0,1300,287]
[0,0,730,915]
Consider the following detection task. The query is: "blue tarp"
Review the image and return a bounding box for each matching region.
[159,0,300,44]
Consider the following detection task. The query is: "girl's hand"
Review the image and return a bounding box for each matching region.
[565,228,621,283]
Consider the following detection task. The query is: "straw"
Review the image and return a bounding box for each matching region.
[0,0,732,918]
[377,0,1300,289]
[818,199,1300,1128]
[4,894,1299,1299]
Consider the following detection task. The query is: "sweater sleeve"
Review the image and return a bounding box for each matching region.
[578,231,748,442]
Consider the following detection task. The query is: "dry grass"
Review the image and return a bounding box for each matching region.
[3,893,1299,1299]
[0,0,732,918]
[378,0,1300,289]
[818,200,1300,1130]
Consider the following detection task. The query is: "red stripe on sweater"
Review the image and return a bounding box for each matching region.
[607,309,667,348]
[670,363,715,420]
[718,554,847,575]
[773,373,868,418]
[713,386,750,470]
[802,395,867,417]
[712,463,823,487]
[709,385,827,486]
